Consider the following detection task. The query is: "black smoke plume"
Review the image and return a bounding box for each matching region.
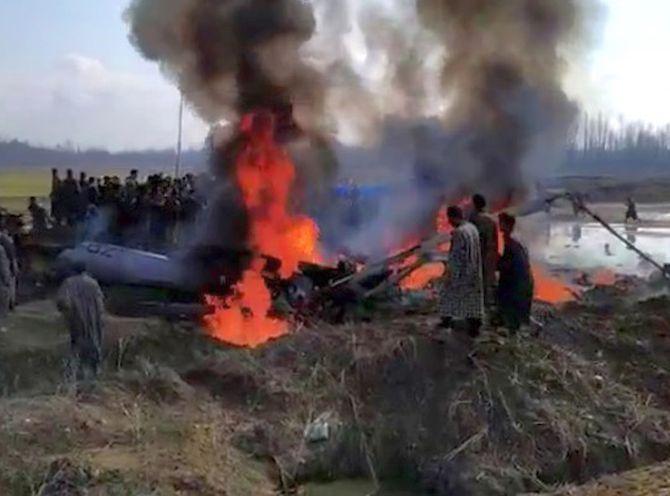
[126,0,323,125]
[126,0,337,253]
[126,0,595,258]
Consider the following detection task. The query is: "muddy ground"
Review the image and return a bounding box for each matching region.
[1,281,670,495]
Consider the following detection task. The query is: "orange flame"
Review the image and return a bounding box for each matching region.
[400,204,576,306]
[204,260,286,347]
[204,111,320,347]
[400,204,451,291]
[592,268,616,286]
[401,263,446,290]
[532,266,575,304]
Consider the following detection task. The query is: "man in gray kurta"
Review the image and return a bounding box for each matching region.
[439,205,485,337]
[56,263,105,380]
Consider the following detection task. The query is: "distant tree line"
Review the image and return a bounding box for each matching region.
[0,139,207,172]
[564,113,670,176]
[3,113,670,178]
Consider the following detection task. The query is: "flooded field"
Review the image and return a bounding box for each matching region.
[543,221,670,275]
[521,203,670,278]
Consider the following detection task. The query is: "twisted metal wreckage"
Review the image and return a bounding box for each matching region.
[49,190,670,326]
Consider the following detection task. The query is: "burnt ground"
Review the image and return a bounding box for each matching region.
[1,284,670,495]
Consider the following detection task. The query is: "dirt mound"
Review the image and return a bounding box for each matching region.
[0,382,276,495]
[2,294,670,494]
[251,317,670,495]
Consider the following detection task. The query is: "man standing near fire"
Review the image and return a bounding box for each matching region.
[469,194,499,316]
[439,205,485,337]
[496,213,534,332]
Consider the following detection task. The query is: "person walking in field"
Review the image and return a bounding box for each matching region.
[57,263,106,381]
[625,196,639,223]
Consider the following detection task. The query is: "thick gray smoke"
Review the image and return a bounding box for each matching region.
[321,0,590,257]
[125,0,594,259]
[126,0,323,126]
[416,0,581,197]
[126,0,337,251]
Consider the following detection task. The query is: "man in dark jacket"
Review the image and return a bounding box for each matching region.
[28,197,48,234]
[625,197,639,223]
[469,194,499,312]
[50,168,63,225]
[496,213,534,332]
[61,169,80,227]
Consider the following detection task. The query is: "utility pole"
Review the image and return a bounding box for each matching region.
[175,91,184,178]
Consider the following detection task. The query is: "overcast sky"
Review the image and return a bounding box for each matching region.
[0,0,668,151]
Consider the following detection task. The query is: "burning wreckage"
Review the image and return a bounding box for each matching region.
[54,164,670,349]
[54,110,455,345]
[52,0,667,347]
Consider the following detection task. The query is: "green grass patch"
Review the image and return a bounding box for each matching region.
[0,168,51,214]
[0,169,51,198]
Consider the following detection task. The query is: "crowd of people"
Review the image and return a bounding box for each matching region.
[5,174,535,385]
[34,168,207,250]
[3,172,652,388]
[439,194,535,337]
[12,168,209,382]
[49,192,534,383]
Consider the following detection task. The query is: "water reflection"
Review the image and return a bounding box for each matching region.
[604,243,613,257]
[625,224,638,246]
[571,223,582,245]
[542,221,670,276]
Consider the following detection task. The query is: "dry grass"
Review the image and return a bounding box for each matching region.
[2,291,670,495]
[239,308,670,494]
[0,378,276,495]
